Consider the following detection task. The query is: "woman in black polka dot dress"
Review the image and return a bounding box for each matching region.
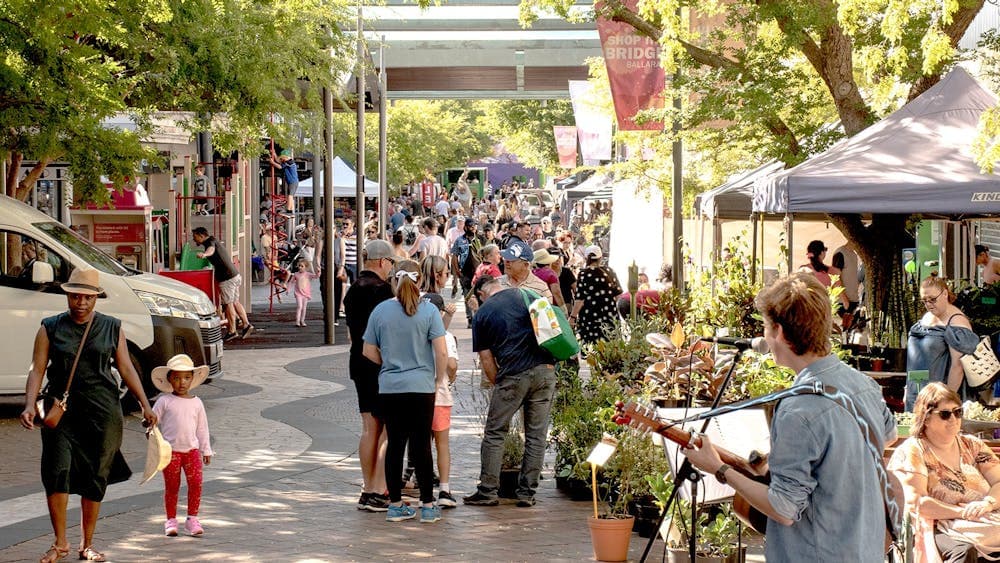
[569,245,623,346]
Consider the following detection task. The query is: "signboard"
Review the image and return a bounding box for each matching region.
[93,223,146,243]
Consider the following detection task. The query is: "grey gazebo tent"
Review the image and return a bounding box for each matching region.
[754,67,1000,217]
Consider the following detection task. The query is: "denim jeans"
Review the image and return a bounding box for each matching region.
[476,364,556,500]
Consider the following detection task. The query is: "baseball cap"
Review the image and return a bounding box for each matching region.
[423,292,445,312]
[501,239,533,262]
[364,239,396,262]
[585,245,603,259]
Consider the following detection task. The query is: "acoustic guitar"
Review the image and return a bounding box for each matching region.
[613,400,903,554]
[612,401,770,533]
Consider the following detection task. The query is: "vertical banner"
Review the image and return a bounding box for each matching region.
[595,0,665,131]
[553,126,579,169]
[568,80,613,164]
[420,180,434,208]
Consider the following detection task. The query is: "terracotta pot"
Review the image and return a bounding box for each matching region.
[588,516,634,562]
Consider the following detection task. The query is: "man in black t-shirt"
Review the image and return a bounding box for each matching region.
[343,239,396,512]
[464,278,556,508]
[192,227,252,340]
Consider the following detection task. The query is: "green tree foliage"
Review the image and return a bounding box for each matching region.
[1,0,352,204]
[318,100,492,186]
[518,0,987,313]
[478,99,576,174]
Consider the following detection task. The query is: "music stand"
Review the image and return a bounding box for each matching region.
[638,345,749,563]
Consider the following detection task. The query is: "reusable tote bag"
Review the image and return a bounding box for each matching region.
[520,289,579,360]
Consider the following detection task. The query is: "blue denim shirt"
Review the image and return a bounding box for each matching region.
[766,355,896,562]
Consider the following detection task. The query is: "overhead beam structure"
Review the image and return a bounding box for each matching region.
[360,0,600,99]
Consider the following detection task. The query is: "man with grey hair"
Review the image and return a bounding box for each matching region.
[464,277,556,508]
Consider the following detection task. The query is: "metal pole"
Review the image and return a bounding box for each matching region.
[671,89,683,284]
[355,4,365,277]
[671,4,683,290]
[312,140,322,227]
[324,87,336,345]
[378,36,388,235]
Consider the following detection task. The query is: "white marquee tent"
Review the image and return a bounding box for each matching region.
[293,156,379,198]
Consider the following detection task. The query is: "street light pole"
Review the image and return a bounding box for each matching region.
[379,36,388,228]
[671,5,683,291]
[355,3,365,278]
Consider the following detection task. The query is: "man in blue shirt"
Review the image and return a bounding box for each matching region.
[464,277,556,508]
[683,273,896,562]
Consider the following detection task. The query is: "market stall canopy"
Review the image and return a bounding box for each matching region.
[754,67,1000,217]
[564,172,613,198]
[294,157,379,198]
[696,161,784,220]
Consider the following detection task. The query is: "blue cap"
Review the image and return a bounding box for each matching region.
[500,239,533,262]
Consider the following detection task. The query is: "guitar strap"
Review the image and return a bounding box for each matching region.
[813,383,902,548]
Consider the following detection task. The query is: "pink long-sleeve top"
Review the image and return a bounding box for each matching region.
[152,394,213,456]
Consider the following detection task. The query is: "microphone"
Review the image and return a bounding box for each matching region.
[701,336,769,353]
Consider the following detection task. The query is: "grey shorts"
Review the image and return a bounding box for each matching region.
[219,274,242,305]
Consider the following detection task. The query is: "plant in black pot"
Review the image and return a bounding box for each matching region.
[498,416,524,499]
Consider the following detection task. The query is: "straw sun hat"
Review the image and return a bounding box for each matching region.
[141,425,172,485]
[151,354,209,394]
[61,268,106,297]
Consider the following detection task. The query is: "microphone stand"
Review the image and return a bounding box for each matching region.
[639,344,747,563]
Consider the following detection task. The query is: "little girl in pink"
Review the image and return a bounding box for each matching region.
[290,258,319,327]
[151,354,213,537]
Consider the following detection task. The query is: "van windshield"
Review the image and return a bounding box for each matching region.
[34,222,131,276]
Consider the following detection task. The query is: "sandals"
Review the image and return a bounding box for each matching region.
[77,547,106,561]
[39,543,69,563]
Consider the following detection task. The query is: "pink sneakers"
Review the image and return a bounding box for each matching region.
[184,516,204,536]
[164,518,178,537]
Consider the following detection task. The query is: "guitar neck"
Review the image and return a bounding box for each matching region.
[647,417,763,478]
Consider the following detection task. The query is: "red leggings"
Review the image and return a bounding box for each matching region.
[163,449,203,519]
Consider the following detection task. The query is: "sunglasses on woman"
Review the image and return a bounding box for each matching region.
[930,407,963,421]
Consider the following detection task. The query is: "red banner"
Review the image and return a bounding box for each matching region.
[420,180,435,207]
[596,0,665,131]
[553,126,579,168]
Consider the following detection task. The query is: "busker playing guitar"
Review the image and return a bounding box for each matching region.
[681,273,897,562]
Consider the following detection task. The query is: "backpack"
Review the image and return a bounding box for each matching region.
[460,243,480,279]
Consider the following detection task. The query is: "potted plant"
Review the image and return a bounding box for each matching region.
[664,500,742,563]
[498,418,524,499]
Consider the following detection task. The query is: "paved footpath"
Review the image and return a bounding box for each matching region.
[0,280,764,562]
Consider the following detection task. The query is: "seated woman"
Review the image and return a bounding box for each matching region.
[888,382,1000,563]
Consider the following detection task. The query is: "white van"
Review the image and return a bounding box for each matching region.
[0,194,223,397]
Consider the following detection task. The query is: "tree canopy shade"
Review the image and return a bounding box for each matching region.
[1,0,353,204]
[518,0,991,322]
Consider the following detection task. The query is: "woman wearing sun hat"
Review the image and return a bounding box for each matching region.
[20,267,157,563]
[151,354,213,538]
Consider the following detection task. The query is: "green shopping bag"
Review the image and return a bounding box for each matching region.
[520,289,579,360]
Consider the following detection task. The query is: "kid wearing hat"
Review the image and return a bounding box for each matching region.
[151,354,214,537]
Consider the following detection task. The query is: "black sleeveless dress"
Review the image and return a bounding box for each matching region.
[40,312,131,500]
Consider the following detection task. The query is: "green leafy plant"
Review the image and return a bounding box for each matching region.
[729,351,796,400]
[669,501,741,557]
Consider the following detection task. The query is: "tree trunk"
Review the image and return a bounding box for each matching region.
[827,213,912,345]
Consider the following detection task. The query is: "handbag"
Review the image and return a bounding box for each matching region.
[520,289,579,361]
[35,314,95,429]
[961,336,1000,389]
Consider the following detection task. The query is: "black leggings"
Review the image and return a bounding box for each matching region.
[381,392,436,504]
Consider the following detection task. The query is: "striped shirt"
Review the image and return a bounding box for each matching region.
[344,233,358,267]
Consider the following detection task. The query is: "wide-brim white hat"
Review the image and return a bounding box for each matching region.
[141,425,173,485]
[151,353,209,394]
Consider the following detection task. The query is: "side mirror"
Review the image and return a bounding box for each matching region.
[32,261,54,284]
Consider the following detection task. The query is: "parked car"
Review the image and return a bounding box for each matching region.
[0,194,224,400]
[516,189,555,214]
